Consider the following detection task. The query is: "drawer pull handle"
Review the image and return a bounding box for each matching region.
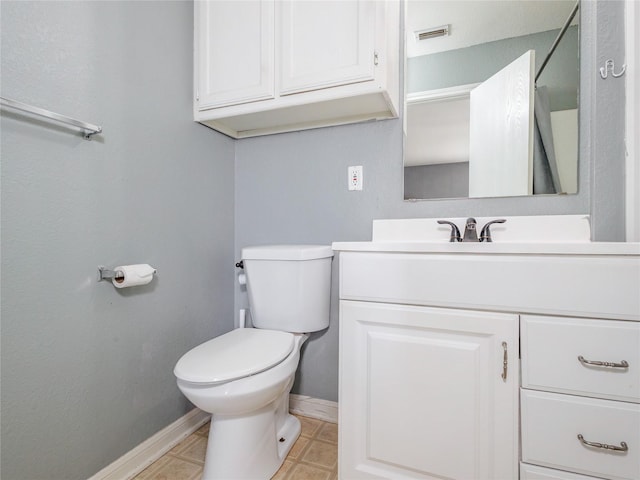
[577,434,629,452]
[501,341,508,381]
[578,356,629,369]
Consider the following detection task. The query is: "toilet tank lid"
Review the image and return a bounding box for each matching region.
[174,328,295,385]
[242,245,333,261]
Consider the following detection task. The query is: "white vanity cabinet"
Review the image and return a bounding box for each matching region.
[194,0,399,138]
[333,242,640,480]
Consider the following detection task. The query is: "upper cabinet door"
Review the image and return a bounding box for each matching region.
[278,0,376,96]
[196,0,274,109]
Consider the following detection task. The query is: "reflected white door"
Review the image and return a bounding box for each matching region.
[469,50,535,198]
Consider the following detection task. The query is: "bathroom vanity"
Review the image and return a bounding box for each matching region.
[333,217,640,480]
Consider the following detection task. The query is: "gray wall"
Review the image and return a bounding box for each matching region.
[235,0,626,402]
[404,163,469,200]
[1,2,235,479]
[591,0,627,240]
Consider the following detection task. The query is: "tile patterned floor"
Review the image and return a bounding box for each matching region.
[133,415,338,480]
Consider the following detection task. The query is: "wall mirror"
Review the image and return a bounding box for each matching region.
[404,0,580,200]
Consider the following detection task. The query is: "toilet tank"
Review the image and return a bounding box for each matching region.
[242,245,333,333]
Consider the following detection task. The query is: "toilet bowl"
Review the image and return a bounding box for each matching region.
[176,330,308,479]
[174,245,333,479]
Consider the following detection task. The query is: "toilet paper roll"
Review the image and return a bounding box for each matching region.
[238,273,247,286]
[112,264,157,288]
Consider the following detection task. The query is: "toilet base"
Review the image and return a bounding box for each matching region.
[202,399,301,479]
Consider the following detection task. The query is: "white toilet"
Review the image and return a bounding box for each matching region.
[174,245,333,479]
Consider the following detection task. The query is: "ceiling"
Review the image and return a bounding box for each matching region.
[406,0,578,58]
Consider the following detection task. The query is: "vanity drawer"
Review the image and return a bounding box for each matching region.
[521,315,640,402]
[521,390,640,480]
[520,462,601,480]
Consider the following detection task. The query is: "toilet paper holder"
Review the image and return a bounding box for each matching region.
[98,266,124,281]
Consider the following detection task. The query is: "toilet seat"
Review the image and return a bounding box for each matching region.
[174,328,295,385]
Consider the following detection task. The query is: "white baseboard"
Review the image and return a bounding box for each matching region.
[87,408,211,480]
[289,394,338,424]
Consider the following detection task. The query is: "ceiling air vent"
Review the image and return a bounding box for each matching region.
[415,25,449,41]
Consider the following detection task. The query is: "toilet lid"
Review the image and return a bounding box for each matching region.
[174,328,295,385]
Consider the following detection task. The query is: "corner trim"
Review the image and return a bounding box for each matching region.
[289,394,339,424]
[626,0,640,241]
[87,408,210,480]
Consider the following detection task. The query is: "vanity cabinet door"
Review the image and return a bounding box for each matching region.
[339,300,519,479]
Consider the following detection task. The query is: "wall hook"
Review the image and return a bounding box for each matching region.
[599,59,626,79]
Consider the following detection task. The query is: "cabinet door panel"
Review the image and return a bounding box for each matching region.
[279,0,375,95]
[197,0,274,109]
[339,301,519,479]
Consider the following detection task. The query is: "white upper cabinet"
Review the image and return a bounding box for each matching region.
[194,0,399,138]
[196,1,274,109]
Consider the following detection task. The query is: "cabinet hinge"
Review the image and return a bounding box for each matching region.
[196,90,199,102]
[374,51,379,66]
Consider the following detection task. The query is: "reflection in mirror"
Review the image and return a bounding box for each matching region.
[404,0,579,200]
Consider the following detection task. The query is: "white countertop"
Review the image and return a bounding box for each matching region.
[331,241,640,256]
[333,216,640,256]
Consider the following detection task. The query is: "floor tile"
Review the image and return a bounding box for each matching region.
[287,435,310,460]
[287,463,332,480]
[316,422,338,444]
[298,416,322,438]
[272,459,293,480]
[195,422,210,437]
[135,457,171,480]
[301,440,338,470]
[177,435,207,464]
[140,457,201,480]
[169,434,199,456]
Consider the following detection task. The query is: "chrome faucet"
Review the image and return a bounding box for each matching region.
[462,218,478,242]
[438,218,507,242]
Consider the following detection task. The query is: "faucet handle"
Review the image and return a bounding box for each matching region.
[437,220,462,242]
[479,219,506,242]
